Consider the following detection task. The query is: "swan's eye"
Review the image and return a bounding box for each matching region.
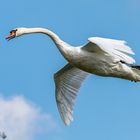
[6,29,17,41]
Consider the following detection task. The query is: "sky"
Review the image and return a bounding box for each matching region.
[0,0,140,140]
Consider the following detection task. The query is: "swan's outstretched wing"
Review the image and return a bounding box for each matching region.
[54,63,89,125]
[82,37,135,64]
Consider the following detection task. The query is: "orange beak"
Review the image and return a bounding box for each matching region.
[6,31,16,41]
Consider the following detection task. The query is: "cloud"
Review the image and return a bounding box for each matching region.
[0,96,58,140]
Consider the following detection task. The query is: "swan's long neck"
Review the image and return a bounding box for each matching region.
[21,28,72,58]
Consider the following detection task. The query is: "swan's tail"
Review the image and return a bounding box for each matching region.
[130,65,140,82]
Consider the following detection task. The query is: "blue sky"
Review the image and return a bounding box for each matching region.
[0,0,140,140]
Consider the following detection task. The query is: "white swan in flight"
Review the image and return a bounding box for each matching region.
[6,27,140,125]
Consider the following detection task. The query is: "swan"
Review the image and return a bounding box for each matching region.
[6,27,140,125]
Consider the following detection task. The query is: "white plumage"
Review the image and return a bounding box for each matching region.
[54,64,89,125]
[86,37,135,64]
[6,27,140,125]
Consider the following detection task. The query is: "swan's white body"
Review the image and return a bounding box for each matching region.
[7,27,140,125]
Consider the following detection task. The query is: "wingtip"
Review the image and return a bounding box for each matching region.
[64,118,74,126]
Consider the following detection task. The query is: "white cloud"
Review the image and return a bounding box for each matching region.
[0,96,58,140]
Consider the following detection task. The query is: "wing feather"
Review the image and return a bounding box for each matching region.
[54,63,89,125]
[82,37,135,64]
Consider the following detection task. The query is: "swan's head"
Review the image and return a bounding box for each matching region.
[6,28,27,40]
